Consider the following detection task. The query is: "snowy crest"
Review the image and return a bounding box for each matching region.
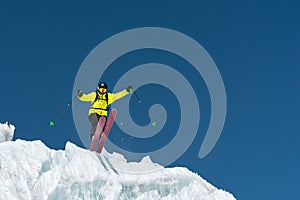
[0,122,15,143]
[0,123,236,200]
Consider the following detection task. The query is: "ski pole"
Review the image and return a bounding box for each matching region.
[49,94,77,127]
[132,90,157,127]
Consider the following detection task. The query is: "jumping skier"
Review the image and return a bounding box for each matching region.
[77,82,132,140]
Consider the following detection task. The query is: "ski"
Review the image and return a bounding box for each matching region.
[89,116,106,151]
[96,109,117,153]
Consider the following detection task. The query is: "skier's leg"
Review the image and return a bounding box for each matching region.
[88,113,100,140]
[99,115,107,140]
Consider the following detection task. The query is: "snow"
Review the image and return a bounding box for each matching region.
[0,122,15,143]
[0,123,236,200]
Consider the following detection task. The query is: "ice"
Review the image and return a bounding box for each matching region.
[0,122,15,143]
[0,123,236,200]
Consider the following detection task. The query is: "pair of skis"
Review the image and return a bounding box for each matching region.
[89,109,117,153]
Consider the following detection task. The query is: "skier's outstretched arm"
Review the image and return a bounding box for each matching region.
[77,90,96,102]
[109,85,133,104]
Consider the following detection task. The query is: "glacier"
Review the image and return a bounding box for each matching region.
[0,122,236,200]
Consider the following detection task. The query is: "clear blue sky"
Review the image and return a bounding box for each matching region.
[1,1,299,199]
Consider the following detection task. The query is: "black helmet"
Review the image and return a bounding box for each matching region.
[98,82,108,89]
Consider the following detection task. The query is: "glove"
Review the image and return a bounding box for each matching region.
[126,85,133,93]
[77,89,83,97]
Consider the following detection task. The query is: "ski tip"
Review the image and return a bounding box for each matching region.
[49,121,55,127]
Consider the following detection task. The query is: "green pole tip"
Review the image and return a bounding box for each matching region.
[49,121,55,127]
[130,88,133,94]
[138,100,142,103]
[152,121,157,127]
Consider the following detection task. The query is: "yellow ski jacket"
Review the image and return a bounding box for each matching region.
[78,89,129,116]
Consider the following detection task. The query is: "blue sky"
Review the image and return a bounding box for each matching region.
[1,0,299,199]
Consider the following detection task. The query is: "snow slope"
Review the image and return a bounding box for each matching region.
[0,123,236,200]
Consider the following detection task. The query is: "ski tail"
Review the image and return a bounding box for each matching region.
[97,109,117,153]
[89,116,106,151]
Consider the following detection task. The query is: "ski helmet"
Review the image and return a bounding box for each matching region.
[98,82,108,89]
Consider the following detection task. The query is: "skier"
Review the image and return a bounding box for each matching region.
[77,82,132,140]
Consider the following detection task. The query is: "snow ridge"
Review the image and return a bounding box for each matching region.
[0,122,15,143]
[0,123,236,200]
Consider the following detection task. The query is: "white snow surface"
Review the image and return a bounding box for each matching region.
[0,123,236,200]
[0,122,15,143]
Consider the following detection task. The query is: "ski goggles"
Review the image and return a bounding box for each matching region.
[98,88,107,94]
